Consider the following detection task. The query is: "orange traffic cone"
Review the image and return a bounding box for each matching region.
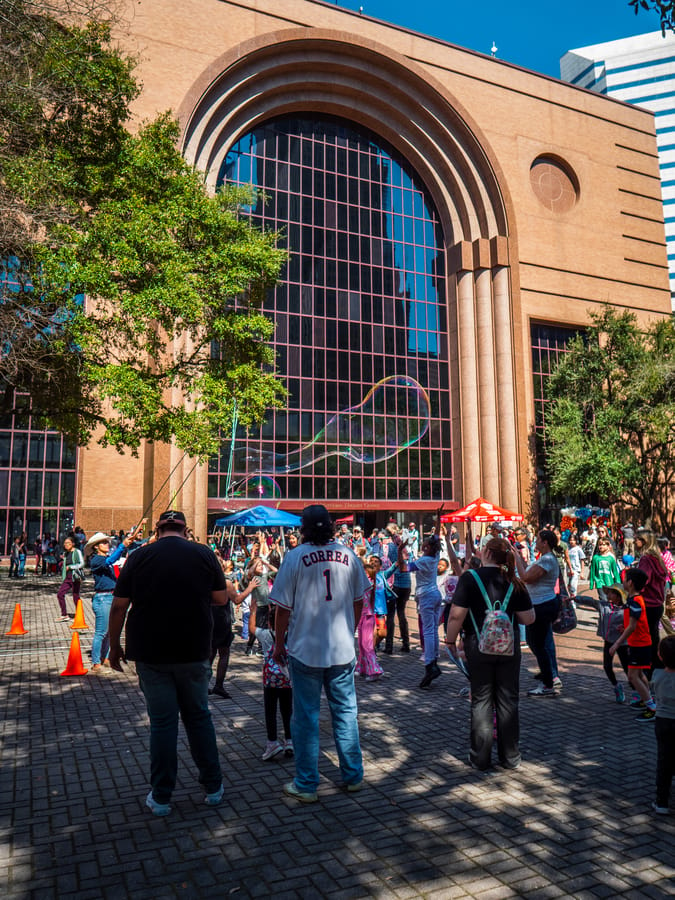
[60,632,88,676]
[5,603,28,635]
[70,598,88,630]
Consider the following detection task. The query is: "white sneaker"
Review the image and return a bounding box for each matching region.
[146,791,171,816]
[205,783,224,806]
[261,740,283,761]
[283,738,293,756]
[283,781,318,803]
[527,684,557,697]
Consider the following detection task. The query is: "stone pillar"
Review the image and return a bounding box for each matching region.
[456,268,481,501]
[492,265,520,511]
[193,460,209,542]
[474,267,499,501]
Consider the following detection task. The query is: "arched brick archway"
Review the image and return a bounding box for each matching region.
[178,29,523,510]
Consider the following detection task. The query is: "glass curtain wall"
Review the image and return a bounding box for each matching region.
[0,390,76,554]
[530,323,582,516]
[210,115,453,507]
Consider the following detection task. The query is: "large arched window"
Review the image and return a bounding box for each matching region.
[209,115,452,506]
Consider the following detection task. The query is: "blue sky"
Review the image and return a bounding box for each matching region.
[334,1,666,77]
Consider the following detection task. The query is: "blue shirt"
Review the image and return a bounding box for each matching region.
[91,543,127,593]
[373,563,397,615]
[392,566,412,589]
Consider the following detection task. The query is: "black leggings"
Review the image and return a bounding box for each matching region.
[646,604,665,675]
[264,686,292,742]
[602,641,629,685]
[655,717,675,807]
[385,587,411,650]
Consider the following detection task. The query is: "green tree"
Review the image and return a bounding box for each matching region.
[629,0,675,34]
[0,1,286,459]
[545,306,675,533]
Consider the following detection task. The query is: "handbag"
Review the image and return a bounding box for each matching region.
[71,549,85,582]
[553,597,577,634]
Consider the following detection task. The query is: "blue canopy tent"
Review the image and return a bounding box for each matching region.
[215,505,301,529]
[215,505,302,554]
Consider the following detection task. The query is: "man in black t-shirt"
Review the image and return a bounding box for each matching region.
[109,510,227,817]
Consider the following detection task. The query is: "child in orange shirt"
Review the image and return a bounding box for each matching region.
[610,568,655,722]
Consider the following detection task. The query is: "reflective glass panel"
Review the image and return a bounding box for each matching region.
[215,116,452,504]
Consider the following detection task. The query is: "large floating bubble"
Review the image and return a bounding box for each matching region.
[231,475,283,499]
[232,375,431,476]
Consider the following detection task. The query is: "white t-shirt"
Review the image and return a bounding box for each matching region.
[410,554,441,599]
[270,541,371,667]
[526,552,560,605]
[568,546,585,572]
[255,627,274,657]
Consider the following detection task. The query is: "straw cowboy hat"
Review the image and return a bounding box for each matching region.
[84,532,111,552]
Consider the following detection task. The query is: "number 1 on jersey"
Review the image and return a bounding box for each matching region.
[323,568,333,601]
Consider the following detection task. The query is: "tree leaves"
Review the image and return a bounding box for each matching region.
[545,306,675,532]
[629,0,675,36]
[0,4,287,460]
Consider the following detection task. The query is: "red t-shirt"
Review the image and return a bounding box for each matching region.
[623,594,651,647]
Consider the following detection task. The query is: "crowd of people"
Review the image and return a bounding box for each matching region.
[6,509,674,816]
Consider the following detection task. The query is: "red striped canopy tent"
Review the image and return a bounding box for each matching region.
[441,497,524,524]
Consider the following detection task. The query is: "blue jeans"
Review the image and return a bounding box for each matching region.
[526,598,560,689]
[241,610,250,640]
[418,591,442,664]
[18,554,25,577]
[91,592,113,665]
[288,656,363,793]
[544,626,560,679]
[135,660,222,803]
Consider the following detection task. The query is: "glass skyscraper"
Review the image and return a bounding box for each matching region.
[562,31,675,310]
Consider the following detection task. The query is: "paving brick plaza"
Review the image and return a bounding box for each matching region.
[1,573,673,899]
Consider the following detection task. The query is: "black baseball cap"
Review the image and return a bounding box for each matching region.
[301,504,332,529]
[157,510,187,527]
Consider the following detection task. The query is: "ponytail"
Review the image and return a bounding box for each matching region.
[483,538,526,592]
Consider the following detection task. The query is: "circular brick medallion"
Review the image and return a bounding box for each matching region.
[530,156,578,212]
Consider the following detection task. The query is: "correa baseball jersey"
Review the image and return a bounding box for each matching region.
[270,541,371,667]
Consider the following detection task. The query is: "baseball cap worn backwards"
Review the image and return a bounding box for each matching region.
[301,504,331,529]
[157,510,187,527]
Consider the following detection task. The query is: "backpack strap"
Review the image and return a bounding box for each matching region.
[469,569,493,609]
[467,569,514,636]
[501,582,514,612]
